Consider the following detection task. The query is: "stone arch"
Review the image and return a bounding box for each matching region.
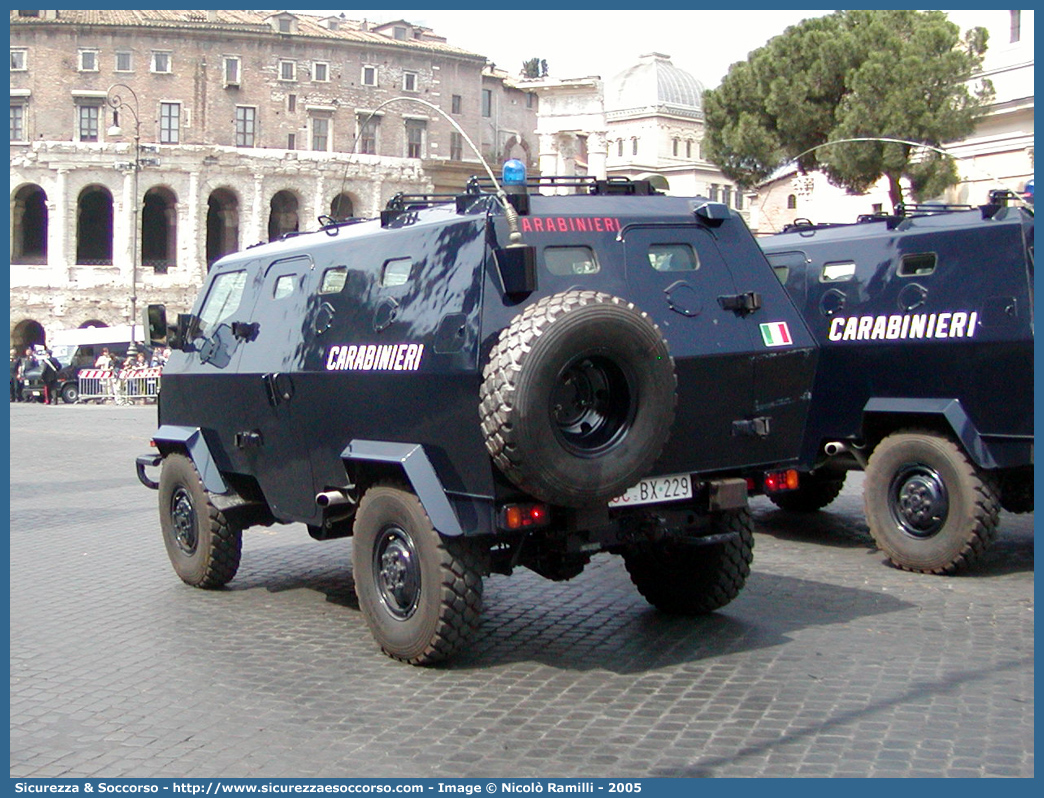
[11,319,46,352]
[501,135,533,167]
[76,184,114,265]
[12,183,48,265]
[206,187,240,267]
[330,191,356,220]
[268,189,301,241]
[142,186,178,274]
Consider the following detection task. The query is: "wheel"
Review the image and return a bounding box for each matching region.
[352,484,486,665]
[60,382,79,404]
[768,470,846,512]
[158,453,242,588]
[863,430,1000,574]
[622,508,755,614]
[480,290,676,507]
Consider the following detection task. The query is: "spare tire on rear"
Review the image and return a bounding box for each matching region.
[480,290,676,507]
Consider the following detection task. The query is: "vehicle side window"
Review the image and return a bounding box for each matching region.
[647,243,699,272]
[545,246,599,276]
[820,261,855,283]
[381,258,413,287]
[273,274,296,300]
[197,270,248,334]
[899,252,937,277]
[320,266,348,294]
[764,251,807,286]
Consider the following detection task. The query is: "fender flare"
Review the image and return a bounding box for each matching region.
[341,440,464,537]
[863,398,1030,470]
[152,425,229,494]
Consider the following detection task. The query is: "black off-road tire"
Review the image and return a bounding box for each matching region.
[352,484,486,665]
[768,470,846,512]
[622,508,755,614]
[480,290,676,507]
[158,453,242,588]
[60,382,79,404]
[864,430,1000,574]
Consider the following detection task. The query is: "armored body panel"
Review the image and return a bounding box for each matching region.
[760,200,1034,574]
[139,175,819,663]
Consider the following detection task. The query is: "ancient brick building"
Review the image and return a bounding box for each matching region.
[9,10,538,349]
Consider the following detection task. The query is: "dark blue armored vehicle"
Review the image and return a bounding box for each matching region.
[759,195,1033,574]
[137,166,818,664]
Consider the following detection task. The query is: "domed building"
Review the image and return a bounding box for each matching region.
[526,53,748,214]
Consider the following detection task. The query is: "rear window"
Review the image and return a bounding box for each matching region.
[647,243,699,272]
[544,246,599,276]
[899,252,937,277]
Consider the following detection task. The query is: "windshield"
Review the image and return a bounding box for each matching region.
[197,270,248,335]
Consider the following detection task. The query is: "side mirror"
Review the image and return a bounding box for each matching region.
[494,245,537,296]
[144,304,168,346]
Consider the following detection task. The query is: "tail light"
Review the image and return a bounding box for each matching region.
[763,469,800,493]
[498,503,550,530]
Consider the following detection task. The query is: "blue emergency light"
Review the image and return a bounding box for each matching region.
[502,159,526,186]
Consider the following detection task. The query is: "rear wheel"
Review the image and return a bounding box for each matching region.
[864,430,999,574]
[352,484,486,665]
[158,453,242,588]
[622,508,754,614]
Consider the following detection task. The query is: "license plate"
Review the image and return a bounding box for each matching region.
[608,473,693,507]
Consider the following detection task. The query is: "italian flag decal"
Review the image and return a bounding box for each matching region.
[759,321,793,347]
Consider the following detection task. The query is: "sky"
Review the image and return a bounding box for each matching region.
[297,9,831,87]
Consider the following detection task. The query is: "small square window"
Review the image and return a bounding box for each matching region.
[273,274,296,300]
[647,244,699,272]
[403,72,418,92]
[899,252,937,277]
[320,267,348,294]
[313,62,329,82]
[279,60,296,81]
[79,50,98,72]
[11,49,28,71]
[821,261,856,283]
[381,258,413,288]
[362,65,377,86]
[152,51,171,73]
[545,246,599,276]
[115,51,133,72]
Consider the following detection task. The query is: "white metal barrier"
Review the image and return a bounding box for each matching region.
[77,367,162,403]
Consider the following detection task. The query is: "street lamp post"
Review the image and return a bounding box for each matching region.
[106,83,141,356]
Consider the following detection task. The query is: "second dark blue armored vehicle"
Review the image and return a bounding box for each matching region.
[137,166,818,664]
[759,195,1033,574]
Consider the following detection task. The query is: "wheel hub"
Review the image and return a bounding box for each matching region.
[890,465,949,538]
[170,488,198,554]
[373,527,421,620]
[550,355,632,455]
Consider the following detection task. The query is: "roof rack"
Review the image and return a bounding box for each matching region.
[465,174,661,196]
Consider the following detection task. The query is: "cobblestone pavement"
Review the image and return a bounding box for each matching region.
[9,403,1034,778]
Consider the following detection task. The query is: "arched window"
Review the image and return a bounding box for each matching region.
[12,184,48,264]
[330,192,354,220]
[206,188,240,267]
[268,190,300,241]
[141,186,177,274]
[786,194,797,210]
[76,185,113,265]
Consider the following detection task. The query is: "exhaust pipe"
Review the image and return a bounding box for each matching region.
[316,490,352,508]
[824,441,867,468]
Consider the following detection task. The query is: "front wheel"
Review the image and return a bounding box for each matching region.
[622,508,755,614]
[60,382,79,404]
[158,453,242,587]
[352,484,486,665]
[863,430,999,574]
